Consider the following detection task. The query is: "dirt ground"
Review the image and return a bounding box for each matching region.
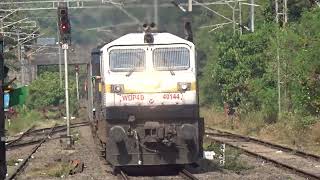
[7,125,305,180]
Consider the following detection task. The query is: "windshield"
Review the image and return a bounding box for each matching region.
[153,47,190,71]
[109,49,145,72]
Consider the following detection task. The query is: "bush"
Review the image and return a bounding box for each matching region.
[26,72,64,109]
[26,72,78,115]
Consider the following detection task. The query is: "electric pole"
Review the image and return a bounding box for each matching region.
[188,0,192,12]
[275,0,288,118]
[154,0,158,28]
[250,0,255,32]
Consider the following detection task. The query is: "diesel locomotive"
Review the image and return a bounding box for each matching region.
[87,25,204,170]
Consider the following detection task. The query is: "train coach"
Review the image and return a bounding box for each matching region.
[87,25,204,170]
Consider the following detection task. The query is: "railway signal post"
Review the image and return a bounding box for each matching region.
[58,4,72,146]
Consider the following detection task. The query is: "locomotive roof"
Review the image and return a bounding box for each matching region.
[100,33,194,51]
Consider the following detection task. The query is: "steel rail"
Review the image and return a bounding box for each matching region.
[205,128,320,180]
[118,169,130,180]
[205,127,320,161]
[6,124,57,180]
[27,121,89,135]
[6,121,89,149]
[179,169,199,180]
[5,125,35,146]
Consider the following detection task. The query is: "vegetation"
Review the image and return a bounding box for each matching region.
[5,107,44,135]
[203,140,253,173]
[26,72,64,109]
[26,71,78,114]
[6,71,78,134]
[197,2,320,153]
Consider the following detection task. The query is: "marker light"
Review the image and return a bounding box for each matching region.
[178,82,191,92]
[181,84,188,90]
[111,84,124,93]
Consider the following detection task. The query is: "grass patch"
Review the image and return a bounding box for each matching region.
[6,107,44,135]
[203,138,253,173]
[27,162,73,178]
[202,106,320,155]
[7,159,20,166]
[71,129,80,143]
[224,147,253,173]
[47,162,73,178]
[5,106,65,136]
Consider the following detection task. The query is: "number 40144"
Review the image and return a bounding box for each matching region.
[163,93,180,100]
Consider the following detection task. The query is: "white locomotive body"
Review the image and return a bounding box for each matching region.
[88,32,203,168]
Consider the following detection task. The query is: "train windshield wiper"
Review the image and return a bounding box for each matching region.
[126,58,143,77]
[168,67,175,76]
[126,67,136,77]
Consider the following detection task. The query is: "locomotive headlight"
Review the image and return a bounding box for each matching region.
[111,84,124,93]
[178,82,191,92]
[181,84,188,90]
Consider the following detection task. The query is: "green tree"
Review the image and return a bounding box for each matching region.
[26,72,78,114]
[26,72,64,108]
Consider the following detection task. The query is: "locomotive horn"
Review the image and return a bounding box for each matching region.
[143,23,155,44]
[184,21,193,42]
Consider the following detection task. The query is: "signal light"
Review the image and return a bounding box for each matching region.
[75,65,79,72]
[57,6,71,45]
[60,23,69,32]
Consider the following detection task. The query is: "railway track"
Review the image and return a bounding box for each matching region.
[6,124,57,180]
[116,168,199,180]
[205,127,320,180]
[118,169,130,180]
[179,169,199,180]
[6,121,89,150]
[5,125,35,146]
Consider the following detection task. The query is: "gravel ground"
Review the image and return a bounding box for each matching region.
[15,126,114,180]
[7,125,306,180]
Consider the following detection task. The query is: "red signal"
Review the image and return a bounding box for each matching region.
[60,23,69,32]
[75,65,79,72]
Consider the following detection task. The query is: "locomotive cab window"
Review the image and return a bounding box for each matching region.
[109,49,145,72]
[153,47,190,71]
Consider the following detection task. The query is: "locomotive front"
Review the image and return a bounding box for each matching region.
[96,32,203,167]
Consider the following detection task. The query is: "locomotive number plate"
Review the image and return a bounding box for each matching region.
[163,93,181,100]
[121,94,145,101]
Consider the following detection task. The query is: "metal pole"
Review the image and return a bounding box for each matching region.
[239,2,242,35]
[76,69,79,100]
[17,30,24,85]
[250,0,254,32]
[154,0,158,26]
[275,0,279,24]
[232,2,236,35]
[275,0,281,118]
[277,33,281,118]
[58,45,62,87]
[0,21,7,180]
[188,0,192,12]
[63,46,70,139]
[283,0,287,26]
[21,46,25,85]
[57,22,62,88]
